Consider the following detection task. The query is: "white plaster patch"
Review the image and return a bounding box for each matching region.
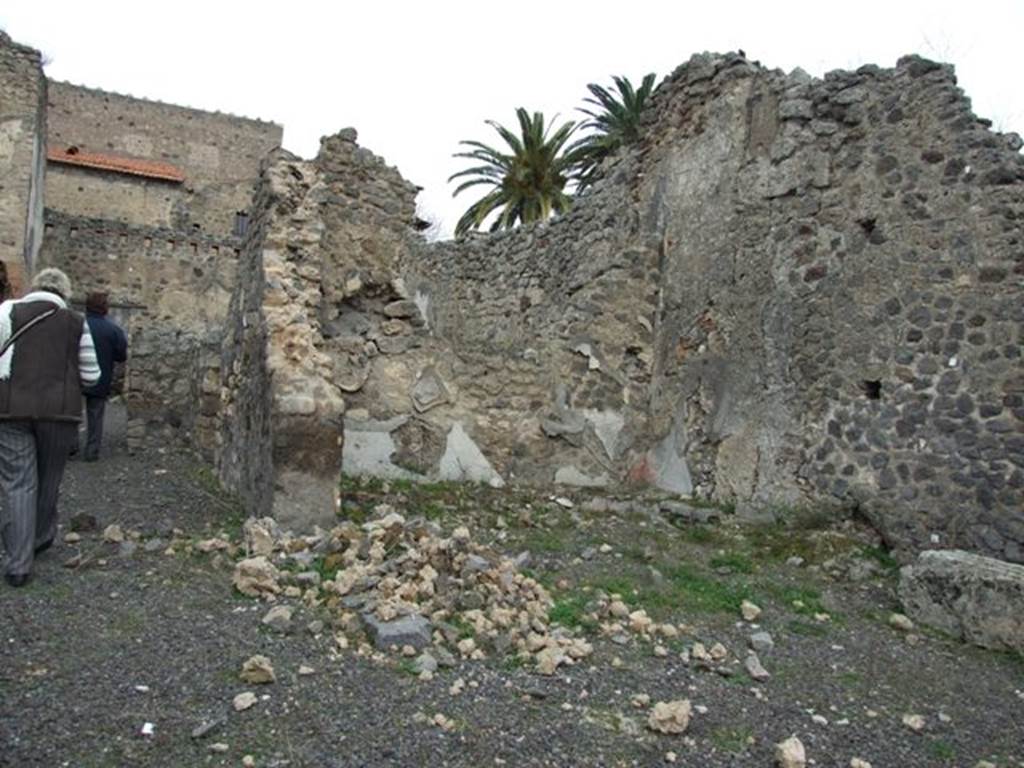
[414,289,431,329]
[554,465,610,488]
[438,423,504,487]
[582,409,626,460]
[342,428,417,480]
[648,425,693,495]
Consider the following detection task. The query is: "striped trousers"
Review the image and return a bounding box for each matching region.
[0,420,77,576]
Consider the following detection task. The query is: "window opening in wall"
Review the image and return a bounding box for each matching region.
[234,211,250,237]
[861,379,882,400]
[66,145,79,155]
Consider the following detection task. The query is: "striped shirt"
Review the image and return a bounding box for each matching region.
[0,290,100,386]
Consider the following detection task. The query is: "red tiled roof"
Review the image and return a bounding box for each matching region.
[47,148,185,182]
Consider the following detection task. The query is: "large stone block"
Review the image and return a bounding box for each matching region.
[362,612,431,650]
[898,550,1024,652]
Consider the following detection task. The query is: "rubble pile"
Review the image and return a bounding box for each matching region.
[230,512,594,675]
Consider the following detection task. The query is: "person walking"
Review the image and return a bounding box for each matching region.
[81,292,127,462]
[0,268,100,587]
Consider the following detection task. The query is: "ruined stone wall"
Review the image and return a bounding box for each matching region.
[0,31,46,288]
[46,81,282,237]
[613,53,1023,560]
[206,52,1021,563]
[392,53,1024,561]
[214,167,275,517]
[392,195,663,489]
[38,211,240,434]
[217,137,396,529]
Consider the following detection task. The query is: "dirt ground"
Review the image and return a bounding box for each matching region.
[1,405,1022,768]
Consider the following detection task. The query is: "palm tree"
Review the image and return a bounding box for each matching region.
[449,108,582,237]
[569,73,657,190]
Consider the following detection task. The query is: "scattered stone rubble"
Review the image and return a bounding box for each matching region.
[230,513,598,675]
[646,700,692,734]
[218,511,756,681]
[774,735,807,768]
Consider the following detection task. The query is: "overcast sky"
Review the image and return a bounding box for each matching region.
[3,1,1022,238]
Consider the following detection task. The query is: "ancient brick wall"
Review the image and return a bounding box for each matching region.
[45,165,182,230]
[45,81,282,237]
[0,31,46,286]
[38,211,240,436]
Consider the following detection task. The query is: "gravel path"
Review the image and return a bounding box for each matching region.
[1,406,1022,767]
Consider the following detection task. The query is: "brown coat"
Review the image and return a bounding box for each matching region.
[0,300,86,422]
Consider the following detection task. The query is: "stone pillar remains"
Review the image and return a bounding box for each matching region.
[217,131,421,530]
[0,31,47,289]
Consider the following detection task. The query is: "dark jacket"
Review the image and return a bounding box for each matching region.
[83,312,128,399]
[0,297,96,422]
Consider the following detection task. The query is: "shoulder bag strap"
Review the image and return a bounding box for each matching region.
[0,307,59,359]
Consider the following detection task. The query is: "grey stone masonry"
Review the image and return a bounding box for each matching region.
[899,550,1024,652]
[0,31,46,283]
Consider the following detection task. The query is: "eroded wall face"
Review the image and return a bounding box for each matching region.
[632,55,1023,559]
[339,55,1022,560]
[45,81,282,237]
[214,55,1021,560]
[395,201,662,489]
[0,32,46,287]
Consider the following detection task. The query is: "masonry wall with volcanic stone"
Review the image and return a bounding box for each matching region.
[204,53,1022,562]
[343,54,1022,560]
[397,192,663,491]
[45,81,282,237]
[37,211,241,441]
[0,32,46,288]
[216,133,424,529]
[587,52,1022,560]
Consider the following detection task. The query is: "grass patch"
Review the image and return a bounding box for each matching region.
[313,554,344,583]
[448,615,476,640]
[721,671,753,687]
[673,524,723,545]
[590,576,643,605]
[663,565,751,614]
[710,725,753,752]
[548,594,598,633]
[389,478,415,493]
[837,671,863,687]
[709,552,754,574]
[395,658,419,677]
[764,583,826,616]
[928,739,956,761]
[860,544,900,571]
[413,500,448,521]
[591,566,751,619]
[522,528,571,553]
[337,503,368,524]
[745,525,818,563]
[501,654,528,671]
